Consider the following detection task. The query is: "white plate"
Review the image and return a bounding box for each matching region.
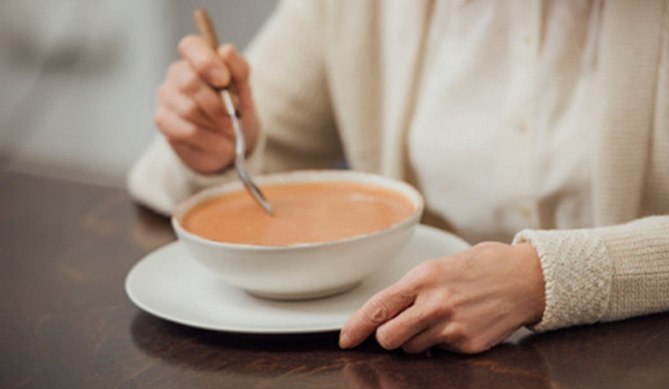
[125,225,469,334]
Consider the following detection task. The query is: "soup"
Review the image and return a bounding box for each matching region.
[181,182,416,246]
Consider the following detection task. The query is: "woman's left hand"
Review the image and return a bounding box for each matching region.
[339,242,546,354]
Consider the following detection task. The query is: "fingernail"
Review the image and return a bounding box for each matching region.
[339,333,351,349]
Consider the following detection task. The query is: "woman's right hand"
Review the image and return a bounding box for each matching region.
[154,35,260,174]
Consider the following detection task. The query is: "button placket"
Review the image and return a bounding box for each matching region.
[518,0,542,227]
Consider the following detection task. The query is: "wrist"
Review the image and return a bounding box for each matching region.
[513,242,546,326]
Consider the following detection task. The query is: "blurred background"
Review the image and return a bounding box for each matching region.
[0,0,277,187]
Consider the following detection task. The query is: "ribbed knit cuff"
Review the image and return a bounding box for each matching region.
[593,216,669,322]
[513,228,614,332]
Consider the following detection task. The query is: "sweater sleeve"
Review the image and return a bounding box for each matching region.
[127,0,341,215]
[245,0,342,173]
[126,135,265,216]
[513,215,669,332]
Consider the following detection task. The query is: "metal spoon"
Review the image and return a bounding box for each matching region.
[194,8,273,215]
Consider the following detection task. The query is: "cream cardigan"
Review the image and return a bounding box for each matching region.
[128,0,669,331]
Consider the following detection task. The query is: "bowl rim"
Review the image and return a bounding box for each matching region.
[172,169,425,251]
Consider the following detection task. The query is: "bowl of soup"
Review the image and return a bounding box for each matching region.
[172,170,424,300]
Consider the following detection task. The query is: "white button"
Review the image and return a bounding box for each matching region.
[520,205,533,221]
[518,120,529,134]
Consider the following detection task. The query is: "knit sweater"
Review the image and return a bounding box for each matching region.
[128,0,669,332]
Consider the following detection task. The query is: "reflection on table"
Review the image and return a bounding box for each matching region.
[2,171,668,388]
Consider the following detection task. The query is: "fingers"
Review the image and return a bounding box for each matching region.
[157,36,259,174]
[374,293,453,350]
[337,244,537,355]
[177,36,253,115]
[158,83,216,130]
[167,140,230,174]
[339,285,416,349]
[154,107,231,155]
[401,324,462,354]
[179,35,231,88]
[219,44,251,84]
[373,305,431,350]
[173,39,255,128]
[400,320,490,355]
[218,44,255,114]
[166,61,231,135]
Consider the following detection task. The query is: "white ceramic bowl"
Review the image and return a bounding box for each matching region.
[172,170,424,300]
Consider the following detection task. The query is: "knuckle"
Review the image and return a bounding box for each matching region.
[177,35,198,55]
[219,43,236,58]
[442,323,466,345]
[417,306,436,323]
[374,328,397,350]
[195,55,218,73]
[457,338,487,355]
[405,260,439,288]
[425,301,451,321]
[182,100,199,118]
[181,123,198,139]
[178,70,199,93]
[366,298,391,325]
[434,301,453,318]
[195,55,217,74]
[211,67,230,87]
[419,260,441,276]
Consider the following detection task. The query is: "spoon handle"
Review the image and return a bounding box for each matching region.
[192,8,274,216]
[194,8,220,49]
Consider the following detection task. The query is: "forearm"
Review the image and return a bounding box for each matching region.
[514,215,669,331]
[128,0,340,214]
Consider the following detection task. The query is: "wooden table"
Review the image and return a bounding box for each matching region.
[2,171,669,388]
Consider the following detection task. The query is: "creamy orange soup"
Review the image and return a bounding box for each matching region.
[181,182,416,246]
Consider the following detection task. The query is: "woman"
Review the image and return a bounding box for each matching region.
[129,0,669,354]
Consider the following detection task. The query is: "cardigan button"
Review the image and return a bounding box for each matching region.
[520,205,534,221]
[517,120,529,134]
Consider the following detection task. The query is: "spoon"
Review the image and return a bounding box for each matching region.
[194,8,274,215]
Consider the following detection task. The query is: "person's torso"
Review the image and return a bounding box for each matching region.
[407,0,600,243]
[318,0,668,241]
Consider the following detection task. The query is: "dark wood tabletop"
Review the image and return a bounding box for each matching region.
[2,170,669,388]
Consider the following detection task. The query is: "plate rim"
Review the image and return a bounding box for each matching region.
[125,225,469,334]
